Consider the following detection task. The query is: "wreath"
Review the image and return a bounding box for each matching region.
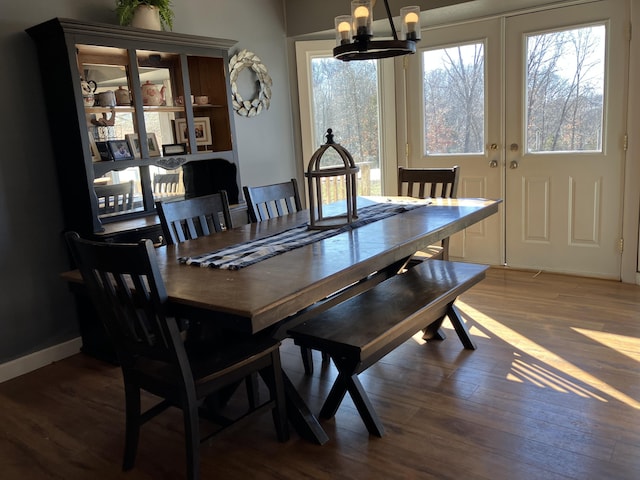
[229,49,272,117]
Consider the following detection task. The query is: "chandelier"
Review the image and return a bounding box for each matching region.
[333,0,421,61]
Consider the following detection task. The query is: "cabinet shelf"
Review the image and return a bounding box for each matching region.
[85,105,188,114]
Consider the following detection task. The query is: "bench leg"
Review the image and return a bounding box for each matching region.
[446,302,477,350]
[320,361,385,437]
[422,321,447,341]
[422,300,477,350]
[300,346,314,375]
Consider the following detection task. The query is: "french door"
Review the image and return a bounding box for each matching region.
[406,0,628,278]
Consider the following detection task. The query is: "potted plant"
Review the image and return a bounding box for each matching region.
[115,0,174,31]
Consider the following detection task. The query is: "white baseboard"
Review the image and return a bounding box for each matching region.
[0,337,82,384]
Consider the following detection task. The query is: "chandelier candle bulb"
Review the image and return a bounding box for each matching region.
[351,0,372,37]
[400,6,421,41]
[333,0,420,61]
[335,15,353,45]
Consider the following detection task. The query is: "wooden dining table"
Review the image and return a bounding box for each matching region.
[63,196,500,444]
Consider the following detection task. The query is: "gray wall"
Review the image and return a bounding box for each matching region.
[0,0,296,363]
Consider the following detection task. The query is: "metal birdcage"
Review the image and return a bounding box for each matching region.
[305,129,359,230]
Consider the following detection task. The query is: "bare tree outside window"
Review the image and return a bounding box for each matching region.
[422,43,485,155]
[310,57,381,199]
[526,25,605,152]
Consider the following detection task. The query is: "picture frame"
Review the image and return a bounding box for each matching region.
[107,139,134,161]
[125,133,141,158]
[147,132,161,157]
[162,143,188,156]
[89,136,100,162]
[174,117,213,146]
[95,141,112,161]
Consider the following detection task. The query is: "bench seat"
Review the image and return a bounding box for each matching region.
[288,259,488,436]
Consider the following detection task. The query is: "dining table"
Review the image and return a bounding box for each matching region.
[62,196,501,445]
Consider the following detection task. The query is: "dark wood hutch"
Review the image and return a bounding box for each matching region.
[27,18,247,245]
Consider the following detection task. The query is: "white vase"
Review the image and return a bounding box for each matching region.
[130,5,162,31]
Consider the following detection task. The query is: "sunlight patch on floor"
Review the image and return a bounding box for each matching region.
[455,300,640,409]
[410,322,490,345]
[572,328,640,363]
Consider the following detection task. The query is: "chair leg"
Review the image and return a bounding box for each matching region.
[245,373,260,409]
[122,380,141,471]
[300,346,314,375]
[183,395,201,480]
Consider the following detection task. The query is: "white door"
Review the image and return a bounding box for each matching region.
[505,1,627,278]
[406,18,503,265]
[406,1,627,278]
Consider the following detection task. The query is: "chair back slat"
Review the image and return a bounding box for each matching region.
[398,166,459,200]
[65,232,187,368]
[243,179,302,223]
[156,191,232,245]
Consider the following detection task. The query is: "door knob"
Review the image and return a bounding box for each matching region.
[489,159,498,168]
[510,160,519,169]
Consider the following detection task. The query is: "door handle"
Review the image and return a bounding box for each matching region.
[510,160,519,169]
[489,159,498,168]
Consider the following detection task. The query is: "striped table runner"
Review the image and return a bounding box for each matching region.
[179,200,429,270]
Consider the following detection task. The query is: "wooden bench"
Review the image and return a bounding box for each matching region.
[287,260,488,437]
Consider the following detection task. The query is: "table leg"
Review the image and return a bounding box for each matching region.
[282,370,329,445]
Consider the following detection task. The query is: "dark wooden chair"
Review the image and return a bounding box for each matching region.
[243,179,302,223]
[153,172,180,196]
[156,191,233,245]
[65,232,288,480]
[95,180,134,215]
[398,166,460,261]
[243,179,330,375]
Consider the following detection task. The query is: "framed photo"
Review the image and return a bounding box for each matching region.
[125,133,142,158]
[162,143,188,156]
[147,132,161,157]
[95,141,112,161]
[89,136,100,162]
[174,117,213,146]
[107,140,134,161]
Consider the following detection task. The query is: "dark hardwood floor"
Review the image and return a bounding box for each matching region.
[1,267,639,479]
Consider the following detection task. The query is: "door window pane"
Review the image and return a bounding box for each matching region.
[526,25,605,153]
[310,57,381,200]
[422,43,485,155]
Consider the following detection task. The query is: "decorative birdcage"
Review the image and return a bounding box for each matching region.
[305,129,359,230]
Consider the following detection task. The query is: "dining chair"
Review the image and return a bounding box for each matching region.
[64,232,288,480]
[398,166,460,261]
[243,178,330,375]
[243,178,302,223]
[95,180,134,215]
[156,191,233,245]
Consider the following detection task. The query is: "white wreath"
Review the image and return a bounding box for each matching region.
[229,49,272,117]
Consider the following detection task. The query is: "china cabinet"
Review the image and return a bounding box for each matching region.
[27,18,244,243]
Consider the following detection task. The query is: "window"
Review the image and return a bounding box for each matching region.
[422,42,485,155]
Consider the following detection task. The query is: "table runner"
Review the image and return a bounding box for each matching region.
[179,200,429,270]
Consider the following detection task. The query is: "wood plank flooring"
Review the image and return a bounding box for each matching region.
[1,267,639,479]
